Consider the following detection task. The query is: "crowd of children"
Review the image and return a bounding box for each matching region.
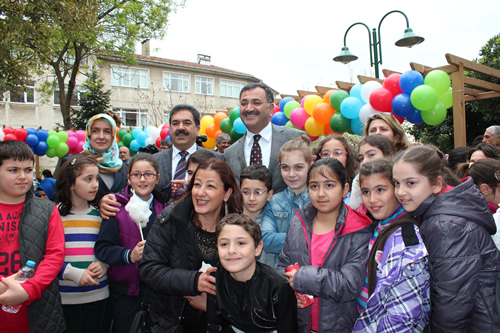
[1,113,500,332]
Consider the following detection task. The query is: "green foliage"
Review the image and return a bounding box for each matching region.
[0,0,183,129]
[71,70,111,130]
[409,34,500,153]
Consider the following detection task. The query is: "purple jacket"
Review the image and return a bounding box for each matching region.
[107,186,165,295]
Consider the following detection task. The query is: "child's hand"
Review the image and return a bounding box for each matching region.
[100,194,121,220]
[197,266,216,296]
[185,292,207,311]
[87,262,106,279]
[295,294,307,309]
[171,180,188,196]
[284,269,297,289]
[0,273,29,306]
[79,270,100,287]
[131,240,146,263]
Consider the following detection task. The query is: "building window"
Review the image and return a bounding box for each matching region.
[111,66,149,89]
[9,81,35,104]
[53,86,85,106]
[114,108,149,127]
[220,79,246,98]
[163,72,190,93]
[195,76,214,95]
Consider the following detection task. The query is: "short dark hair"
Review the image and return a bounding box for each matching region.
[308,158,347,188]
[0,140,34,166]
[216,213,262,247]
[169,104,201,127]
[469,158,500,194]
[467,143,500,161]
[240,165,272,191]
[446,146,469,172]
[358,134,396,159]
[42,169,53,178]
[160,139,172,148]
[186,150,216,169]
[127,153,160,175]
[239,83,274,104]
[359,158,393,185]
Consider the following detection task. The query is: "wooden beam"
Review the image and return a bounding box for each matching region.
[465,91,500,102]
[464,87,486,96]
[410,62,458,75]
[315,86,337,94]
[451,62,466,147]
[446,53,500,79]
[382,69,401,77]
[297,90,322,98]
[335,81,355,92]
[464,76,500,93]
[357,75,384,84]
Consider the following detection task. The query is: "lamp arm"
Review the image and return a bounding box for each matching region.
[343,22,374,68]
[377,10,411,65]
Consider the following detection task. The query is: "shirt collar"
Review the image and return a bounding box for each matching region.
[172,142,198,158]
[246,122,272,142]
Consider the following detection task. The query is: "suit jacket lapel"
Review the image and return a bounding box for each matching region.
[269,124,284,171]
[237,133,248,171]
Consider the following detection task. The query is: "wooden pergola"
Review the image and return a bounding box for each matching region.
[277,54,500,148]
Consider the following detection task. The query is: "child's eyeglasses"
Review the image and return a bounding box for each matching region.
[241,189,267,197]
[319,150,348,158]
[130,172,157,179]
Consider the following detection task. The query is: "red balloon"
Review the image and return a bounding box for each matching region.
[383,74,403,96]
[162,124,170,130]
[369,88,393,112]
[3,127,14,135]
[272,105,280,115]
[155,137,161,148]
[393,114,405,124]
[160,128,169,140]
[15,128,28,142]
[4,133,17,141]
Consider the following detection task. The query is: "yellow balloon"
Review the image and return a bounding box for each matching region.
[304,95,323,115]
[203,137,216,149]
[198,127,206,136]
[304,116,323,137]
[201,115,214,129]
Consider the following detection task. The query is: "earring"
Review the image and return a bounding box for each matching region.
[224,201,228,216]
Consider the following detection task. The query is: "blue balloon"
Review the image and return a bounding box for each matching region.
[279,97,295,112]
[130,139,141,152]
[349,83,364,101]
[136,131,149,146]
[340,97,363,119]
[233,118,247,134]
[26,128,37,135]
[165,135,171,141]
[399,70,424,94]
[271,112,288,126]
[35,141,48,156]
[132,128,143,139]
[406,109,424,124]
[36,129,49,142]
[350,117,364,136]
[392,93,417,118]
[25,134,39,147]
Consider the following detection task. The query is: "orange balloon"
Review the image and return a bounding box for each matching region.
[214,130,223,138]
[214,112,229,128]
[203,137,216,149]
[312,103,335,124]
[323,123,340,136]
[205,123,217,138]
[323,90,336,104]
[304,117,323,137]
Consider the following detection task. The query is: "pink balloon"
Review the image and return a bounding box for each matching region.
[290,107,309,128]
[66,130,75,137]
[369,88,394,112]
[74,141,85,154]
[75,130,86,141]
[300,95,309,108]
[308,134,319,142]
[67,136,79,149]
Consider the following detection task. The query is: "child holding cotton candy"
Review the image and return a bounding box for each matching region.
[95,153,165,333]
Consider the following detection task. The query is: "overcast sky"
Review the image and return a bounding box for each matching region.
[143,0,499,97]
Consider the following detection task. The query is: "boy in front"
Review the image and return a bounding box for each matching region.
[0,141,65,333]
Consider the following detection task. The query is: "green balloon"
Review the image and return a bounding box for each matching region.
[117,128,128,141]
[220,118,233,134]
[56,142,69,157]
[424,70,451,96]
[230,128,244,143]
[410,85,438,111]
[330,113,351,133]
[285,121,301,130]
[57,131,68,143]
[122,133,133,147]
[330,90,349,111]
[284,101,301,119]
[229,108,240,122]
[117,141,125,148]
[438,87,453,109]
[46,148,57,158]
[48,129,57,136]
[421,101,447,126]
[46,135,60,148]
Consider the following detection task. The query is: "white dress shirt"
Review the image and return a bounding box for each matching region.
[244,123,273,167]
[171,143,198,180]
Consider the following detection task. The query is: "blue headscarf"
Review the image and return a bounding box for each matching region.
[38,178,56,200]
[82,114,123,173]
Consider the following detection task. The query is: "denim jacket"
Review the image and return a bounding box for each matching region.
[261,187,309,268]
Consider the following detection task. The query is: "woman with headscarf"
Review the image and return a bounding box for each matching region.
[82,114,128,202]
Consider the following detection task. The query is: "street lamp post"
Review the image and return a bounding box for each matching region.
[333,10,424,78]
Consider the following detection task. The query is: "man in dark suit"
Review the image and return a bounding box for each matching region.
[224,83,304,194]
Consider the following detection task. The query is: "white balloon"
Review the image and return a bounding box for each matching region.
[145,137,155,146]
[150,127,161,139]
[361,81,383,104]
[0,129,4,142]
[145,126,155,136]
[359,104,378,124]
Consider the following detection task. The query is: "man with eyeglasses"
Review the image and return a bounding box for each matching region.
[224,83,304,194]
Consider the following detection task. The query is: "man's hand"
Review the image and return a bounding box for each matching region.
[100,194,121,220]
[185,293,207,311]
